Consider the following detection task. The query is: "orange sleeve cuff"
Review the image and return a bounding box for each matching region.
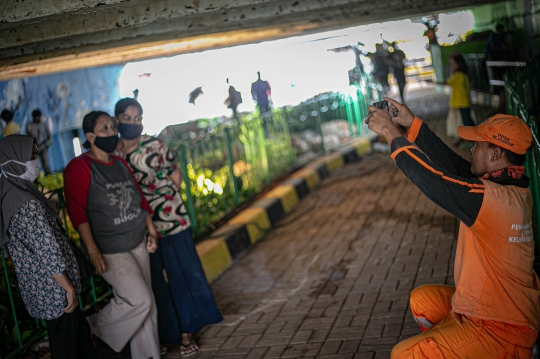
[391,145,416,161]
[407,117,423,143]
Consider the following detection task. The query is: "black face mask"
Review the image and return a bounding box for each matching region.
[92,135,119,153]
[118,123,143,140]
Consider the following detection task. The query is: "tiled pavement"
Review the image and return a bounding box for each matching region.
[164,84,497,359]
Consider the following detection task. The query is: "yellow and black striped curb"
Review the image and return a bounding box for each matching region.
[195,133,377,283]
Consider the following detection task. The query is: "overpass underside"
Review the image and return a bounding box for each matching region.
[0,0,499,81]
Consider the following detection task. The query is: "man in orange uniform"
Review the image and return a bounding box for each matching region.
[365,98,540,359]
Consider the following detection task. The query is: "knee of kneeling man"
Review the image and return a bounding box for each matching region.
[409,286,426,309]
[409,285,438,304]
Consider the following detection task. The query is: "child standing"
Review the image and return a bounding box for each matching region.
[444,53,475,146]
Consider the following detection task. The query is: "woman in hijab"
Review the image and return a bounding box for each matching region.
[0,135,97,359]
[63,111,160,359]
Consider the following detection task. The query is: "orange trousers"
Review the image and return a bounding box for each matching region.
[391,285,538,359]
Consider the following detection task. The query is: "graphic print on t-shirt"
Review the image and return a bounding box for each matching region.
[106,181,143,225]
[508,221,533,242]
[86,159,148,254]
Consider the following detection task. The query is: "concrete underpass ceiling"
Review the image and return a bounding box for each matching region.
[0,0,498,81]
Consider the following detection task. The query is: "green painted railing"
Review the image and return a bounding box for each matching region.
[0,77,380,357]
[169,80,380,237]
[504,56,540,268]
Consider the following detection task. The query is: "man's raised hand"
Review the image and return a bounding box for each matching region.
[385,97,414,128]
[365,106,403,145]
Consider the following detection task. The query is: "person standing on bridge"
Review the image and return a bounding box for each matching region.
[365,98,539,359]
[251,71,272,114]
[225,78,243,124]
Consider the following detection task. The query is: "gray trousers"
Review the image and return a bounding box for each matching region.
[89,239,160,359]
[39,147,51,175]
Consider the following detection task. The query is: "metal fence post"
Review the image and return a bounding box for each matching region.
[179,145,198,233]
[257,116,270,184]
[351,90,362,137]
[316,110,325,154]
[355,86,364,136]
[340,96,354,138]
[345,96,354,136]
[225,128,240,205]
[281,108,295,168]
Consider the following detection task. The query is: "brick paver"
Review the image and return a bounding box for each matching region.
[164,84,496,359]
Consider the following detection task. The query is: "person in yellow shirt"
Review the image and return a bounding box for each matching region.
[443,53,474,146]
[1,110,21,137]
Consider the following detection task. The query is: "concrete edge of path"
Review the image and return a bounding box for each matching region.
[195,132,378,284]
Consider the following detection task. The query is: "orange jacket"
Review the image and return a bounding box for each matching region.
[392,117,540,330]
[453,179,540,329]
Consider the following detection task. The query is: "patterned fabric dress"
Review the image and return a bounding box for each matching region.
[7,200,81,320]
[116,135,222,341]
[116,135,190,237]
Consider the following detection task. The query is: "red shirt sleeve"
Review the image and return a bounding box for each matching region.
[114,156,154,215]
[63,155,92,228]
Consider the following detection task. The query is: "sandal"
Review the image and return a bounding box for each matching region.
[160,344,168,355]
[180,342,198,357]
[187,334,199,351]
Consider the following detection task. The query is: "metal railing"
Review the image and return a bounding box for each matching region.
[0,76,380,357]
[504,56,540,267]
[463,54,490,91]
[171,80,379,237]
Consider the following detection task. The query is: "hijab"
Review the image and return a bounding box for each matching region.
[0,135,61,253]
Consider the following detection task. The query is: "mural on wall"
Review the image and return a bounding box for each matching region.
[0,65,124,171]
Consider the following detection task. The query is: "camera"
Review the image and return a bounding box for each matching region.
[373,101,389,111]
[373,101,398,117]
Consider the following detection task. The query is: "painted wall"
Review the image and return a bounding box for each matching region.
[0,65,124,172]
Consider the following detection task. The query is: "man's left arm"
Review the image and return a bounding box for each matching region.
[391,137,483,227]
[366,106,483,227]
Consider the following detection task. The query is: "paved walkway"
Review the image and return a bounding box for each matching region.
[165,84,495,359]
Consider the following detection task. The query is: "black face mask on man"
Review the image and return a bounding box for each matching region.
[90,133,119,153]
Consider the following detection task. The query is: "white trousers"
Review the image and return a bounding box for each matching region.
[90,239,160,359]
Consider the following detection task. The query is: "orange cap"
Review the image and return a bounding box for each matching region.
[457,114,532,154]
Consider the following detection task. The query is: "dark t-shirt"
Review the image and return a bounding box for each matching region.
[64,154,153,254]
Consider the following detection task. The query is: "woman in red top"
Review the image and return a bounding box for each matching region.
[64,111,160,359]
